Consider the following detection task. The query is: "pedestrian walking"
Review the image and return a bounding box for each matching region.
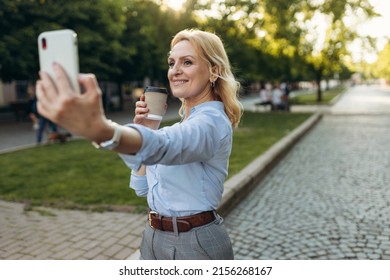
[29,92,58,144]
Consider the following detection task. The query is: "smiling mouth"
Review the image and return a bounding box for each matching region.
[172,80,187,86]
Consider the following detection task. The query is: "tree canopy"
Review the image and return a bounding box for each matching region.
[0,0,379,95]
[370,42,390,81]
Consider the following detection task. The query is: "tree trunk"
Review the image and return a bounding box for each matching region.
[117,81,124,111]
[316,78,322,103]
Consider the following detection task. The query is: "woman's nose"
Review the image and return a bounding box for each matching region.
[172,64,182,75]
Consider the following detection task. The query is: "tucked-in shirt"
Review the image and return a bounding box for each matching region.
[118,101,232,217]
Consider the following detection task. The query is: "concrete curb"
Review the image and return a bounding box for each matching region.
[0,143,39,154]
[218,111,323,216]
[0,136,84,155]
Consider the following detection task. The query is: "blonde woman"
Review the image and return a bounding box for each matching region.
[36,29,242,259]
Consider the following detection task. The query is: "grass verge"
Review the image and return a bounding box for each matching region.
[289,86,346,105]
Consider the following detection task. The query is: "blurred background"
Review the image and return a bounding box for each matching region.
[0,0,389,119]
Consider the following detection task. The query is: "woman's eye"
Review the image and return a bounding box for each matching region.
[168,62,175,68]
[184,60,192,66]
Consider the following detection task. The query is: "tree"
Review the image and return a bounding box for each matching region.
[0,0,126,82]
[371,41,390,82]
[0,0,378,99]
[297,0,377,101]
[189,0,377,98]
[191,0,310,87]
[0,0,46,82]
[119,0,197,85]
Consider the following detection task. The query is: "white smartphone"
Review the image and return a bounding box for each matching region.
[38,29,80,93]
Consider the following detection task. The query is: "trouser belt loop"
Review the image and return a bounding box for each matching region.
[172,216,179,236]
[158,215,163,231]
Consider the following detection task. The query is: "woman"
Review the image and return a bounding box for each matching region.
[36,29,242,260]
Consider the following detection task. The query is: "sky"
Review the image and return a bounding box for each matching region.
[358,0,390,40]
[165,0,186,10]
[353,0,390,62]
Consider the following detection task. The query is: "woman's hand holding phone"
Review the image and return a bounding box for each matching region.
[37,29,112,143]
[36,63,112,143]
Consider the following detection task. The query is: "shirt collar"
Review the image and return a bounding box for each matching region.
[190,101,224,114]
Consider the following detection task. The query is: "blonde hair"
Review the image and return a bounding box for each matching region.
[170,29,242,128]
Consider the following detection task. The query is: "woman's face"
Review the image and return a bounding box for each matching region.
[167,40,211,102]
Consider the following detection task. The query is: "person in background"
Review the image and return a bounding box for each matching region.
[36,29,242,260]
[280,81,290,111]
[271,82,289,111]
[255,81,272,110]
[29,91,58,144]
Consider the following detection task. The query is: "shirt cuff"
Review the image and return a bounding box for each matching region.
[129,170,148,197]
[117,123,148,171]
[117,123,165,170]
[118,153,142,171]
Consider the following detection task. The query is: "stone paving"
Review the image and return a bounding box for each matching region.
[0,200,146,259]
[225,85,390,259]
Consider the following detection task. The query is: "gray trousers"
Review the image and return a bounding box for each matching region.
[139,213,234,260]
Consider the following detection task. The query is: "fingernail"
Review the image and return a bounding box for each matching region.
[78,74,85,81]
[51,62,58,71]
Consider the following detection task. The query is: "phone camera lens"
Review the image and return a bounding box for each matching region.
[42,38,47,50]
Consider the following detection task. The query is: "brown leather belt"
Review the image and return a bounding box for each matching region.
[148,209,216,232]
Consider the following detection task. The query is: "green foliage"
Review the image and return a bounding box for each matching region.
[119,0,196,83]
[371,41,390,81]
[296,0,376,100]
[0,0,126,82]
[0,0,378,86]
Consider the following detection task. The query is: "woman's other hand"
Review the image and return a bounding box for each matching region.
[133,94,162,130]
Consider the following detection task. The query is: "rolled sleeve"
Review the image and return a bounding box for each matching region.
[118,123,165,171]
[129,170,148,197]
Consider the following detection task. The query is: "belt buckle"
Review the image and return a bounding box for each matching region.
[148,210,158,229]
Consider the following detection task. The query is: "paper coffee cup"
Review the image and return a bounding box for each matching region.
[144,86,168,120]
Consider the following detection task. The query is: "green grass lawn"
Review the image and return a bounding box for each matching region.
[289,86,345,105]
[0,111,311,212]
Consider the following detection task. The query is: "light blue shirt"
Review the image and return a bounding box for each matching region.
[119,101,232,217]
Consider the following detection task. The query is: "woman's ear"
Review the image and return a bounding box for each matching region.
[210,66,219,82]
